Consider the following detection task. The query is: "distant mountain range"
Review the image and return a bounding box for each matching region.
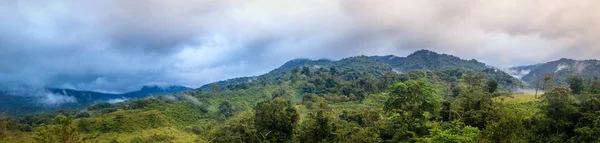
[508,58,600,86]
[0,85,192,116]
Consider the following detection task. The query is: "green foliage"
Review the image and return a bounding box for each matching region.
[487,80,498,93]
[298,104,337,143]
[567,75,584,94]
[34,115,81,143]
[534,87,579,142]
[480,105,529,143]
[0,116,10,140]
[209,110,259,142]
[419,121,480,143]
[254,97,299,143]
[381,80,441,142]
[385,80,440,120]
[218,101,236,121]
[452,74,498,129]
[588,80,600,94]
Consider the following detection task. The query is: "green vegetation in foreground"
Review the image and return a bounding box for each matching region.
[1,57,600,142]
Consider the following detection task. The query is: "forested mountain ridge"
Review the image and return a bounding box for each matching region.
[374,49,488,73]
[203,50,522,91]
[509,58,600,86]
[0,85,192,116]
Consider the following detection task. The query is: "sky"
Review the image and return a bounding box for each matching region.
[0,0,599,93]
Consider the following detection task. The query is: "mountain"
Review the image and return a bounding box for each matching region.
[0,85,193,116]
[505,64,542,79]
[510,58,600,86]
[202,50,522,91]
[121,85,193,98]
[373,49,489,72]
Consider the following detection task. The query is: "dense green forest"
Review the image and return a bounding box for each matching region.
[2,53,600,142]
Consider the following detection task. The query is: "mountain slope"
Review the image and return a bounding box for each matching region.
[0,85,193,116]
[201,50,522,92]
[374,49,489,72]
[505,64,542,79]
[512,58,600,85]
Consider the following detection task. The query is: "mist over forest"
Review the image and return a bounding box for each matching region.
[2,0,600,143]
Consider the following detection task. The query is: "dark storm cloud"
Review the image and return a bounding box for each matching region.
[0,0,599,93]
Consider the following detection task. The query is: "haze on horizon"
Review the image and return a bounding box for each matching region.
[1,0,598,93]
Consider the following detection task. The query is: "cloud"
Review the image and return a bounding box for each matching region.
[4,86,77,106]
[41,92,77,106]
[107,98,129,104]
[0,0,599,92]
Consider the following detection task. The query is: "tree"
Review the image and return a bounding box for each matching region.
[377,72,400,91]
[209,84,222,92]
[0,116,9,140]
[568,76,584,94]
[356,77,379,94]
[34,124,54,143]
[301,66,312,76]
[487,80,498,93]
[419,121,480,143]
[536,74,555,98]
[480,106,528,143]
[543,74,555,91]
[382,80,440,142]
[328,67,338,75]
[35,115,80,143]
[54,115,80,143]
[385,80,440,120]
[589,80,600,94]
[569,94,600,142]
[218,101,235,121]
[452,74,497,129]
[298,103,337,143]
[77,119,95,133]
[254,97,299,143]
[536,87,579,142]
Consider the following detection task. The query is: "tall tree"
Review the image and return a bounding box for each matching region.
[452,74,497,129]
[218,101,235,121]
[382,80,440,142]
[537,87,579,142]
[301,66,312,76]
[543,74,555,91]
[254,97,299,143]
[34,115,80,143]
[299,103,337,143]
[589,80,600,94]
[487,80,498,93]
[568,76,584,94]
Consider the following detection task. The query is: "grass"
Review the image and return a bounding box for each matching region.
[494,94,540,103]
[494,94,543,119]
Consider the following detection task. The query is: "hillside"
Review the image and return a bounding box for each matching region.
[0,85,192,116]
[203,50,523,91]
[1,50,599,142]
[510,58,600,86]
[374,49,488,72]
